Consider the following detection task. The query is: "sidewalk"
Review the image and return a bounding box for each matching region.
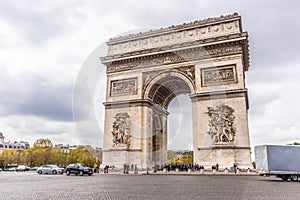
[99,169,257,176]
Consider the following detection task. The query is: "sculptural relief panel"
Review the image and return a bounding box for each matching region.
[110,78,137,97]
[201,65,237,86]
[206,104,235,144]
[111,112,131,149]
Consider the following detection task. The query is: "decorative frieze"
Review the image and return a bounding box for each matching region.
[201,65,237,86]
[206,104,235,144]
[106,14,241,56]
[107,42,243,73]
[110,78,137,97]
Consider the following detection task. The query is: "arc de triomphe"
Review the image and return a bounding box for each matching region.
[100,13,252,169]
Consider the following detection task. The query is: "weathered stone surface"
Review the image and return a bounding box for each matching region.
[101,13,252,169]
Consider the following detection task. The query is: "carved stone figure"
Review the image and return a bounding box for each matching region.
[202,66,236,86]
[111,78,137,96]
[206,104,235,143]
[112,112,131,148]
[176,65,195,83]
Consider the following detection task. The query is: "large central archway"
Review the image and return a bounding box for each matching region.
[143,70,194,165]
[101,13,252,169]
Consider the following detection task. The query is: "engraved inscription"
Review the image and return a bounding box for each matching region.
[110,78,137,96]
[201,65,237,86]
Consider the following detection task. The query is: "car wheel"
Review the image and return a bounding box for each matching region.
[38,170,42,174]
[52,170,57,174]
[66,170,70,176]
[79,170,84,176]
[291,175,298,182]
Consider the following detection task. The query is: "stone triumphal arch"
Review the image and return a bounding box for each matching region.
[100,13,252,169]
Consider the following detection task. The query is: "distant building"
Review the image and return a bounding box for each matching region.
[0,132,4,143]
[0,132,30,153]
[53,144,83,153]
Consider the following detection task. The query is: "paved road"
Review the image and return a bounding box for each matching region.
[0,172,299,200]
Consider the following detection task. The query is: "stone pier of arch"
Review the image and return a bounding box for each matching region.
[100,13,253,170]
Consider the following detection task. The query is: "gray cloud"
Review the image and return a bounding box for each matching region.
[1,0,300,150]
[0,1,85,44]
[0,67,73,121]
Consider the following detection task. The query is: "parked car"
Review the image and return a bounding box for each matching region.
[4,167,16,171]
[65,163,93,176]
[37,165,65,174]
[16,165,30,172]
[30,166,38,171]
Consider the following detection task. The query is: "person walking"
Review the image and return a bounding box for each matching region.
[233,163,237,173]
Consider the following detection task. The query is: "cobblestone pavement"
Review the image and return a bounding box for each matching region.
[0,171,300,200]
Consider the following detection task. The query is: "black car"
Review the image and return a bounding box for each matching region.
[65,163,93,176]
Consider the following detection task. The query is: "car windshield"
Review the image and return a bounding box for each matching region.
[80,164,87,167]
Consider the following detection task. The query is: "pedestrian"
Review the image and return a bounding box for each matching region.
[123,163,126,174]
[233,163,237,173]
[134,165,138,174]
[216,163,219,171]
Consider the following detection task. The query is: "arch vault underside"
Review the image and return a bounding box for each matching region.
[101,13,252,169]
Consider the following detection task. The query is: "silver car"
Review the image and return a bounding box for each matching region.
[37,165,65,174]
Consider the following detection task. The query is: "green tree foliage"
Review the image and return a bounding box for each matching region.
[0,139,99,168]
[167,151,178,165]
[293,141,300,145]
[51,149,68,167]
[179,153,193,165]
[0,149,19,167]
[67,146,97,167]
[252,161,256,169]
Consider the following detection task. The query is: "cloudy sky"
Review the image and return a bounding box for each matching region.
[1,0,300,157]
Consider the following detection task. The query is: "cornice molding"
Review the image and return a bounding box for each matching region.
[190,89,249,109]
[104,40,247,74]
[101,32,247,63]
[103,99,169,115]
[107,13,241,45]
[198,145,250,150]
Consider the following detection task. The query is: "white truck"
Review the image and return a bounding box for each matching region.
[255,145,300,181]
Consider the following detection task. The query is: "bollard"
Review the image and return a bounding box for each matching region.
[200,169,204,174]
[212,169,216,174]
[175,168,179,173]
[163,168,166,173]
[247,168,251,174]
[188,169,192,174]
